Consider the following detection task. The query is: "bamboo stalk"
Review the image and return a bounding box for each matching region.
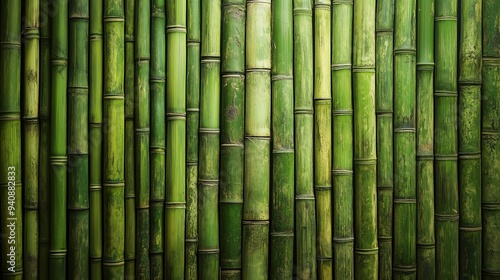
[434,0,459,278]
[458,0,482,278]
[23,0,40,278]
[313,0,332,278]
[332,0,354,278]
[220,0,245,278]
[67,0,90,277]
[103,0,125,277]
[353,0,378,278]
[270,0,294,279]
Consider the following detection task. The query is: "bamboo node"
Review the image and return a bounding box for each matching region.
[166,25,187,33]
[482,269,500,276]
[199,128,220,134]
[102,260,126,266]
[393,266,417,273]
[332,0,353,5]
[434,214,459,221]
[197,249,220,255]
[314,185,332,191]
[332,169,353,176]
[354,248,378,255]
[333,237,354,243]
[242,220,269,225]
[270,232,294,237]
[332,109,353,116]
[416,243,435,249]
[434,155,458,161]
[394,198,416,204]
[0,112,21,120]
[271,74,293,81]
[434,90,458,97]
[222,72,245,78]
[459,226,481,232]
[331,63,352,71]
[293,8,313,16]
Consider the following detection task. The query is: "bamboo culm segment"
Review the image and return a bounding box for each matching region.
[332,0,354,278]
[220,0,245,279]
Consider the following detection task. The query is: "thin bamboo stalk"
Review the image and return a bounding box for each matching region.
[332,0,354,278]
[458,0,482,278]
[220,0,245,279]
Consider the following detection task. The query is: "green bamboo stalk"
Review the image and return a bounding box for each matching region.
[416,0,435,278]
[313,0,332,278]
[103,0,125,277]
[38,0,51,278]
[393,0,417,278]
[270,0,294,279]
[23,0,40,278]
[353,0,378,278]
[89,0,104,278]
[124,0,135,277]
[165,0,187,278]
[482,0,500,278]
[242,1,271,279]
[150,0,166,278]
[67,0,90,277]
[458,0,482,278]
[375,0,393,277]
[134,0,151,277]
[0,0,23,279]
[49,0,68,277]
[331,0,354,278]
[434,0,459,278]
[220,0,245,279]
[198,0,221,278]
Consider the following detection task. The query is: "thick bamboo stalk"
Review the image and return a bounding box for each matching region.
[103,0,125,277]
[434,0,459,278]
[0,0,23,279]
[353,0,378,278]
[331,0,354,278]
[393,0,417,278]
[150,0,166,278]
[165,0,187,278]
[270,0,294,279]
[375,0,393,277]
[293,1,316,278]
[482,1,500,278]
[242,1,271,279]
[416,0,435,278]
[313,0,332,278]
[67,0,90,277]
[23,0,40,278]
[458,0,482,278]
[220,0,245,278]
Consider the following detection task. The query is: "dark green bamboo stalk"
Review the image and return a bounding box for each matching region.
[393,0,417,278]
[482,1,500,278]
[49,0,68,277]
[165,0,187,278]
[458,0,482,278]
[0,0,23,279]
[89,0,103,278]
[23,0,40,278]
[331,0,354,278]
[270,0,294,279]
[416,0,435,278]
[67,0,89,277]
[103,0,125,277]
[313,0,332,278]
[375,0,393,277]
[220,0,245,279]
[242,1,271,279]
[185,0,200,278]
[150,0,165,278]
[434,0,459,278]
[134,0,150,277]
[197,0,221,278]
[124,0,136,277]
[353,0,378,278]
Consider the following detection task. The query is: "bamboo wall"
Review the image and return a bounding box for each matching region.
[0,0,499,279]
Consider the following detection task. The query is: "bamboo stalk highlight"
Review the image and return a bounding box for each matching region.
[23,0,40,278]
[0,0,23,279]
[314,0,332,278]
[103,0,125,277]
[458,0,482,278]
[220,0,245,279]
[375,0,394,277]
[353,0,378,278]
[332,0,354,278]
[150,0,166,278]
[482,0,500,278]
[416,0,435,278]
[294,0,317,278]
[434,0,459,278]
[270,0,294,279]
[67,0,90,277]
[165,0,187,278]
